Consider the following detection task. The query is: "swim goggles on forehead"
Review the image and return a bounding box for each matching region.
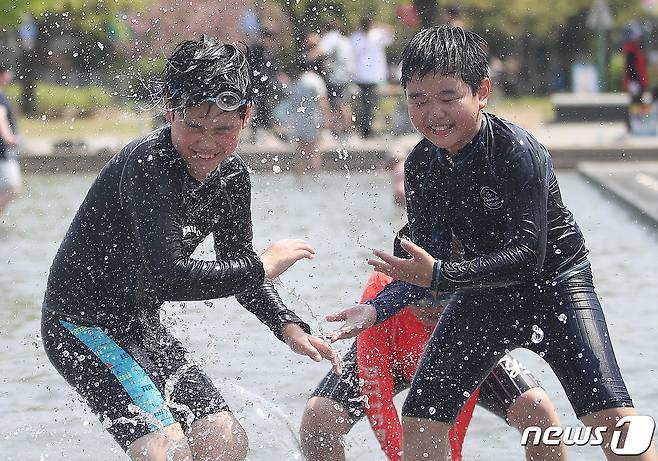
[413,292,453,308]
[204,90,248,112]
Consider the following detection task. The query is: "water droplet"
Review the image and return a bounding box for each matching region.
[428,407,436,415]
[463,391,470,397]
[531,325,544,344]
[558,313,567,323]
[272,165,282,174]
[578,352,583,358]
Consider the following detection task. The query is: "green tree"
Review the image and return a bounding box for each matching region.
[1,0,147,114]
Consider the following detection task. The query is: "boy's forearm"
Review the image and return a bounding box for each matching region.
[236,281,311,341]
[368,280,430,324]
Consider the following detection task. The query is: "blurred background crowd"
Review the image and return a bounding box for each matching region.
[1,0,658,182]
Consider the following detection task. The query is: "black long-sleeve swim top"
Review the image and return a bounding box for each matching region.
[43,127,309,339]
[371,113,590,322]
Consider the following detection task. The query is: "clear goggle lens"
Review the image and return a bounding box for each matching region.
[206,91,248,112]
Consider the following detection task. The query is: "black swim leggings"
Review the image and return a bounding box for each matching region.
[402,267,633,423]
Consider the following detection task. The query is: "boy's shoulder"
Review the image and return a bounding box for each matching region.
[405,137,436,170]
[109,127,180,181]
[486,113,546,156]
[484,113,550,172]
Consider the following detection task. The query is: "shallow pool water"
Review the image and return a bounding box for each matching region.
[1,171,656,460]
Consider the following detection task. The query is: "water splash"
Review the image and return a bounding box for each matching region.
[531,325,544,344]
[163,362,197,430]
[221,382,302,459]
[272,277,327,338]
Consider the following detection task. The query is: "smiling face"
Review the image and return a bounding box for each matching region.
[406,73,490,157]
[165,102,252,181]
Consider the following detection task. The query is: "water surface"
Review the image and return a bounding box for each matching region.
[1,171,656,460]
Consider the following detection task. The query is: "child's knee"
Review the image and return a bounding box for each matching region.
[508,387,560,430]
[189,411,249,461]
[300,397,351,447]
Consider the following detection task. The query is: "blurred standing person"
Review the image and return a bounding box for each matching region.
[0,64,21,222]
[622,23,648,104]
[248,29,282,141]
[350,17,393,138]
[287,58,331,174]
[622,23,649,131]
[311,19,355,138]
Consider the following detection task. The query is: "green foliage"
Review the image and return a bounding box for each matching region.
[607,52,625,92]
[4,83,113,117]
[122,56,166,100]
[261,0,398,32]
[2,0,146,28]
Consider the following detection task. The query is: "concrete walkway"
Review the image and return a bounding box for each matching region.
[578,161,658,228]
[19,120,658,173]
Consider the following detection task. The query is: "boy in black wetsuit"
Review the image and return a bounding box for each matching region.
[41,36,341,461]
[328,26,657,460]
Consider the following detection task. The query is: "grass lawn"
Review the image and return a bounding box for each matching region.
[18,110,157,142]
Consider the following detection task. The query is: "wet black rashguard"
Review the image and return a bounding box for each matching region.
[43,126,308,338]
[41,127,312,449]
[368,113,632,423]
[371,112,589,321]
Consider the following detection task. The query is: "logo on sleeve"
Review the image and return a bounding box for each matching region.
[182,225,201,242]
[480,186,503,210]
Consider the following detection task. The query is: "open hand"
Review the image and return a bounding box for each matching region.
[325,304,377,342]
[367,239,436,288]
[281,323,343,376]
[260,239,316,280]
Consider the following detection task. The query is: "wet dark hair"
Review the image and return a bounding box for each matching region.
[163,35,252,119]
[399,26,489,94]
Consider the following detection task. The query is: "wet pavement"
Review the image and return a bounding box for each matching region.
[578,161,658,227]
